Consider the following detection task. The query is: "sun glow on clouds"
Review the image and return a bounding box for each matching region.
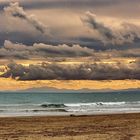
[0,1,139,88]
[0,78,140,91]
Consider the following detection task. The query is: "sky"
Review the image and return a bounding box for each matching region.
[0,0,140,81]
[1,0,140,48]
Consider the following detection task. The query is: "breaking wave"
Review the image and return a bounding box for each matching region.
[0,101,140,116]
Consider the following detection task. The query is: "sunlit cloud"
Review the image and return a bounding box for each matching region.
[1,59,140,80]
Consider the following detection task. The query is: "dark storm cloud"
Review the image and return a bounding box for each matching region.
[4,2,49,34]
[1,59,140,80]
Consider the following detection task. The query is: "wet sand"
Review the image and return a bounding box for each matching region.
[0,113,140,140]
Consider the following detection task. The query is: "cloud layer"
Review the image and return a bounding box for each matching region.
[0,40,94,59]
[1,60,140,80]
[0,40,140,59]
[1,1,140,48]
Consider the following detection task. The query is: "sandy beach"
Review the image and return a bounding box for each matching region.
[0,113,140,140]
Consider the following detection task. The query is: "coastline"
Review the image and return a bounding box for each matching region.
[0,113,140,140]
[0,78,140,91]
[1,110,140,118]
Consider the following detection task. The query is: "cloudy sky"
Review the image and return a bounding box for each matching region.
[0,0,140,81]
[0,0,140,48]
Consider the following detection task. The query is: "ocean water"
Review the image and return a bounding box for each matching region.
[0,90,140,117]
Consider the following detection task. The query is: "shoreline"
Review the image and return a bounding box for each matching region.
[0,111,140,117]
[1,111,140,118]
[0,113,140,140]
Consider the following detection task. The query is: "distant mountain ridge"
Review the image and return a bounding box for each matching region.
[21,86,140,93]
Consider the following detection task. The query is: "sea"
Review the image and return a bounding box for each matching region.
[0,90,140,117]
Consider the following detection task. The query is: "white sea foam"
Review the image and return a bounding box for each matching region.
[0,91,140,117]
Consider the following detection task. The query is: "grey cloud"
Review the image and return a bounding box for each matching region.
[83,11,115,40]
[0,40,94,59]
[0,30,54,47]
[105,48,140,58]
[4,2,49,34]
[1,60,140,80]
[1,2,140,48]
[0,40,140,59]
[82,11,140,45]
[33,43,94,57]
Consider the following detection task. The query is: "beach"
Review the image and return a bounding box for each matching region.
[0,113,140,140]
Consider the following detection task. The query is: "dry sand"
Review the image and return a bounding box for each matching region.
[0,113,140,140]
